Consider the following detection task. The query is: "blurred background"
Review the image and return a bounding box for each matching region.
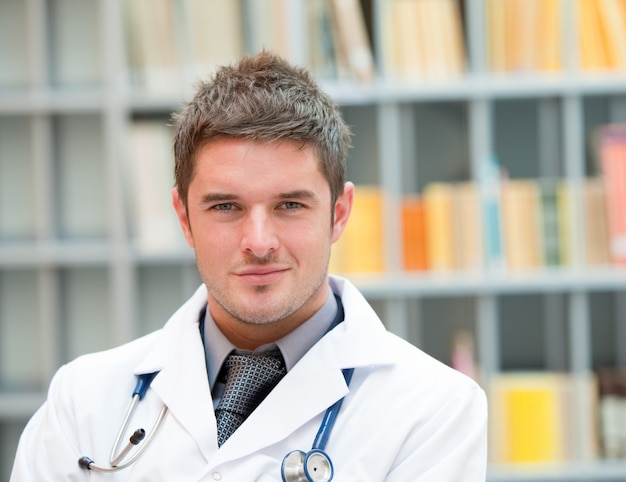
[2,0,626,480]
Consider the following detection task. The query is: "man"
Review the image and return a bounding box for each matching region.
[11,51,487,481]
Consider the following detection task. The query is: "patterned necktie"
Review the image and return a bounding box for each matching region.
[215,349,286,447]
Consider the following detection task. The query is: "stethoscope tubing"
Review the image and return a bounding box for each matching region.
[311,368,354,451]
[78,372,167,472]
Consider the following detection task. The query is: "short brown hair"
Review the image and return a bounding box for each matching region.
[172,51,351,208]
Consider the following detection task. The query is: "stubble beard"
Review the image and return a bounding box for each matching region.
[202,254,330,327]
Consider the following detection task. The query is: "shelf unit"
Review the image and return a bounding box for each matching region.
[2,0,626,480]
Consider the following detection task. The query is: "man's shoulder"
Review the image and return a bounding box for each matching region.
[62,329,163,379]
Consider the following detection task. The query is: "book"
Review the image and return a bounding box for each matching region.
[595,124,626,265]
[537,179,563,267]
[584,178,611,266]
[487,0,561,73]
[327,0,375,82]
[578,0,611,70]
[423,183,455,272]
[479,155,505,271]
[536,0,562,71]
[176,0,244,86]
[305,0,342,80]
[381,0,465,81]
[490,372,567,464]
[331,185,384,273]
[246,0,292,60]
[489,372,598,464]
[500,179,542,270]
[401,195,428,271]
[128,120,186,254]
[556,180,572,266]
[453,181,483,271]
[124,0,179,94]
[597,368,626,459]
[596,0,626,69]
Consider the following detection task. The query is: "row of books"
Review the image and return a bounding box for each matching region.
[124,0,626,95]
[488,0,626,73]
[400,177,616,274]
[123,0,374,94]
[490,368,626,464]
[330,176,615,275]
[380,0,466,81]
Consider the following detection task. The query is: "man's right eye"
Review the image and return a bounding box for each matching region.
[214,203,235,211]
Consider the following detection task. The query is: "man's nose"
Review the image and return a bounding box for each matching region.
[240,208,279,258]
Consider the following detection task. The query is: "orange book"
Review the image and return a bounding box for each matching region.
[401,195,428,271]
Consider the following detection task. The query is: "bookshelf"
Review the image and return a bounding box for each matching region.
[2,0,626,480]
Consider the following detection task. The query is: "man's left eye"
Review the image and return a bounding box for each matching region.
[281,202,303,210]
[215,203,235,211]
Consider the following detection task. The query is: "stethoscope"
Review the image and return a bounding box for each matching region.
[78,372,168,472]
[77,367,354,482]
[281,367,354,482]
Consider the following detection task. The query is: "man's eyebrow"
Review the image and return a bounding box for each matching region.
[200,193,239,204]
[277,190,316,200]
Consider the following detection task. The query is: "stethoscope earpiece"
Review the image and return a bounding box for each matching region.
[281,449,334,482]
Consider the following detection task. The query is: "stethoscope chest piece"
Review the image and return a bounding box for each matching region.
[281,449,334,482]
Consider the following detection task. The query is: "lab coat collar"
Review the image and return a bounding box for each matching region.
[132,276,396,465]
[133,285,217,461]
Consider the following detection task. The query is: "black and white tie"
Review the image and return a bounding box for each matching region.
[215,350,286,447]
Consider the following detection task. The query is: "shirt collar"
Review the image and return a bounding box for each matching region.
[202,287,338,389]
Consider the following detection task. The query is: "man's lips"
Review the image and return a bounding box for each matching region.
[234,266,289,284]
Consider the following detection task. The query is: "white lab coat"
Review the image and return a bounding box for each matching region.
[11,275,487,481]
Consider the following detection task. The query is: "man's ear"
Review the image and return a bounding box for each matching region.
[171,188,194,248]
[331,182,354,243]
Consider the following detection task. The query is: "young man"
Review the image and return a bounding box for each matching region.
[11,52,487,481]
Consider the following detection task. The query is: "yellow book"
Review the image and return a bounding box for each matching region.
[331,185,384,274]
[489,373,566,464]
[423,183,455,272]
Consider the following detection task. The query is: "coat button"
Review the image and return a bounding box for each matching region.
[211,472,222,481]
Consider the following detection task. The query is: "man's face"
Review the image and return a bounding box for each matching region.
[172,137,353,348]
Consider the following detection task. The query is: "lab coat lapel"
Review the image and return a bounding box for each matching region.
[211,338,350,465]
[134,286,218,462]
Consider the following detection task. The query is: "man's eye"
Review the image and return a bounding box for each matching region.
[214,203,235,211]
[281,201,303,210]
